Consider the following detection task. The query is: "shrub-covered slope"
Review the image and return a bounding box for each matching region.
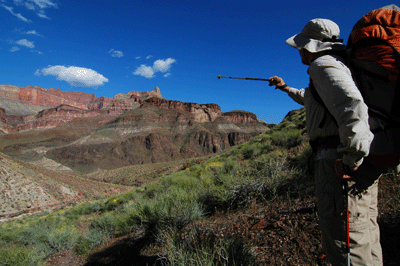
[1,107,399,266]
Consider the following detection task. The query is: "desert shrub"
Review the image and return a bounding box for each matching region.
[75,228,108,255]
[269,129,303,149]
[165,228,255,266]
[220,146,244,161]
[229,159,292,204]
[19,221,54,246]
[163,172,204,192]
[47,225,79,252]
[132,190,204,235]
[289,143,313,178]
[103,197,123,212]
[222,157,240,173]
[198,155,307,212]
[67,200,104,216]
[15,216,79,256]
[0,244,44,266]
[81,200,104,213]
[259,148,288,161]
[114,210,138,236]
[68,189,140,216]
[89,212,121,239]
[103,190,138,212]
[188,164,203,178]
[260,138,273,154]
[141,181,166,199]
[0,221,25,245]
[241,142,260,159]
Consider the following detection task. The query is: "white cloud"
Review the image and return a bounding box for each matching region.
[29,0,58,9]
[134,65,155,79]
[36,9,49,19]
[134,58,176,79]
[26,29,43,36]
[135,56,141,60]
[11,0,58,19]
[23,2,35,10]
[153,58,176,73]
[36,65,109,87]
[10,46,20,52]
[108,49,123,58]
[16,38,34,48]
[2,4,32,22]
[146,55,153,59]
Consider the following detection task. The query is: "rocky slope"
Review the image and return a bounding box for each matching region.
[0,85,270,174]
[0,152,128,222]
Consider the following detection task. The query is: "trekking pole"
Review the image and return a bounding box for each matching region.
[343,180,351,266]
[217,75,271,82]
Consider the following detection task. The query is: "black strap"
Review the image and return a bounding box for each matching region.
[277,84,288,90]
[308,79,339,128]
[322,36,344,43]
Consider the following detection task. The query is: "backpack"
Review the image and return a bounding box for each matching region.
[346,4,400,168]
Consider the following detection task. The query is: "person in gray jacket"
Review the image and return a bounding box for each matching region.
[268,19,384,265]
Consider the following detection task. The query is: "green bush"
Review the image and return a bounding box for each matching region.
[199,158,303,211]
[165,229,255,266]
[68,200,104,216]
[15,216,80,256]
[270,129,303,149]
[241,143,260,159]
[103,191,138,212]
[289,143,313,175]
[47,225,79,252]
[75,228,108,254]
[141,181,166,199]
[132,190,204,234]
[222,158,239,173]
[0,222,25,245]
[90,212,121,238]
[0,245,44,266]
[19,221,53,246]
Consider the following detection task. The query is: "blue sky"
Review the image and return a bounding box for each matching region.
[0,0,390,124]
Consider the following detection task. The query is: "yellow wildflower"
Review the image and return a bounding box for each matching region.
[205,162,223,169]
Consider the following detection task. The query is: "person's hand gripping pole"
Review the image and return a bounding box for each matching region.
[267,76,289,92]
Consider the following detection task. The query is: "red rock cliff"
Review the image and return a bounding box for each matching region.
[135,97,222,122]
[222,111,259,124]
[16,105,107,131]
[0,85,113,110]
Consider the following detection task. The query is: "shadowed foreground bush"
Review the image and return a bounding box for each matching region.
[164,228,255,266]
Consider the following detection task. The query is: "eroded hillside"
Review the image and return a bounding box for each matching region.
[0,85,270,174]
[0,153,129,221]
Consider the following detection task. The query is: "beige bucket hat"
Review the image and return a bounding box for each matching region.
[286,18,346,53]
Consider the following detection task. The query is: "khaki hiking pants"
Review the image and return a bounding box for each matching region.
[314,152,383,266]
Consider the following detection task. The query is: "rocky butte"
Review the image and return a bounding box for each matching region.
[0,85,270,174]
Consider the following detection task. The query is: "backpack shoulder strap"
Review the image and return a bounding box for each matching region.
[308,79,338,128]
